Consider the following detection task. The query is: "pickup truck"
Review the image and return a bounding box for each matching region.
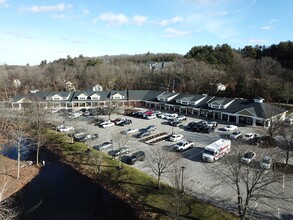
[173,140,194,152]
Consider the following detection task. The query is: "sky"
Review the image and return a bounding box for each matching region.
[0,0,292,65]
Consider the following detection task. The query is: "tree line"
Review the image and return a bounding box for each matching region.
[0,41,292,103]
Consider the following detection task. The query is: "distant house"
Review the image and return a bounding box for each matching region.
[217,83,227,92]
[93,84,103,91]
[30,89,39,94]
[146,61,173,71]
[65,81,75,92]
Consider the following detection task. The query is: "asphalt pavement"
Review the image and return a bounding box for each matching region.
[48,108,293,220]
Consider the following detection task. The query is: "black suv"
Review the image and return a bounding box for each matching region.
[127,151,145,165]
[136,131,151,138]
[118,119,132,126]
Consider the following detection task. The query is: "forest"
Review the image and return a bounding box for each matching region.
[0,41,292,104]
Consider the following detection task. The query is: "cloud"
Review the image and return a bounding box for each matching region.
[132,15,148,26]
[62,37,86,44]
[83,9,89,15]
[51,14,67,19]
[249,39,268,44]
[92,12,128,25]
[260,19,278,30]
[268,19,278,24]
[260,25,273,30]
[163,28,191,38]
[0,0,10,7]
[157,16,183,26]
[20,3,72,13]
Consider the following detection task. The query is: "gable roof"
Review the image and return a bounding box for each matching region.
[220,98,286,119]
[208,97,234,105]
[128,90,163,101]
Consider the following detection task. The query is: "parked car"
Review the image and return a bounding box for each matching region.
[117,119,132,126]
[241,151,256,164]
[93,141,113,151]
[101,121,115,128]
[83,111,90,116]
[157,113,169,119]
[153,110,162,115]
[169,134,183,142]
[112,118,124,125]
[112,147,130,157]
[145,125,156,132]
[124,128,139,135]
[146,114,156,120]
[99,120,112,126]
[177,115,187,121]
[207,121,218,127]
[74,129,87,139]
[169,120,183,127]
[259,156,272,169]
[79,134,99,142]
[132,111,144,118]
[56,124,65,131]
[144,110,154,115]
[223,125,238,131]
[186,121,197,129]
[192,122,215,133]
[136,131,151,138]
[142,110,154,118]
[126,151,145,165]
[229,130,242,139]
[173,140,194,152]
[59,126,74,133]
[165,113,178,120]
[243,133,257,141]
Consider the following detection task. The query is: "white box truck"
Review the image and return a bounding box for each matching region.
[202,139,231,162]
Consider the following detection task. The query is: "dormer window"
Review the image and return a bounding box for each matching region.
[253,97,264,103]
[111,93,124,99]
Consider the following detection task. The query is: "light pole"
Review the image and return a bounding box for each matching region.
[181,166,185,193]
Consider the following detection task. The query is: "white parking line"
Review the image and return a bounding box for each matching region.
[250,201,258,217]
[223,195,237,209]
[210,188,222,197]
[194,183,206,191]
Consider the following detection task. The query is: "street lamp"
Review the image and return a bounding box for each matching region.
[181,166,185,193]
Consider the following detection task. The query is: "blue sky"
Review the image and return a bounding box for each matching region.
[0,0,292,65]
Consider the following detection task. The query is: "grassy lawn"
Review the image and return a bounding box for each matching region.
[45,130,237,220]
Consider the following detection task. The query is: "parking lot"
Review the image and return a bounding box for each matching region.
[49,108,293,219]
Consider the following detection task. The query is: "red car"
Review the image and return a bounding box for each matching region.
[111,118,124,125]
[143,110,154,115]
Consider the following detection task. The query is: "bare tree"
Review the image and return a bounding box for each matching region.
[27,104,48,167]
[0,166,19,219]
[263,119,282,148]
[280,125,293,165]
[9,111,29,179]
[206,143,292,220]
[146,147,178,189]
[111,132,131,169]
[164,164,190,220]
[89,150,103,180]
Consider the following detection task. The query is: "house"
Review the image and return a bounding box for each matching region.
[93,84,103,91]
[9,90,287,127]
